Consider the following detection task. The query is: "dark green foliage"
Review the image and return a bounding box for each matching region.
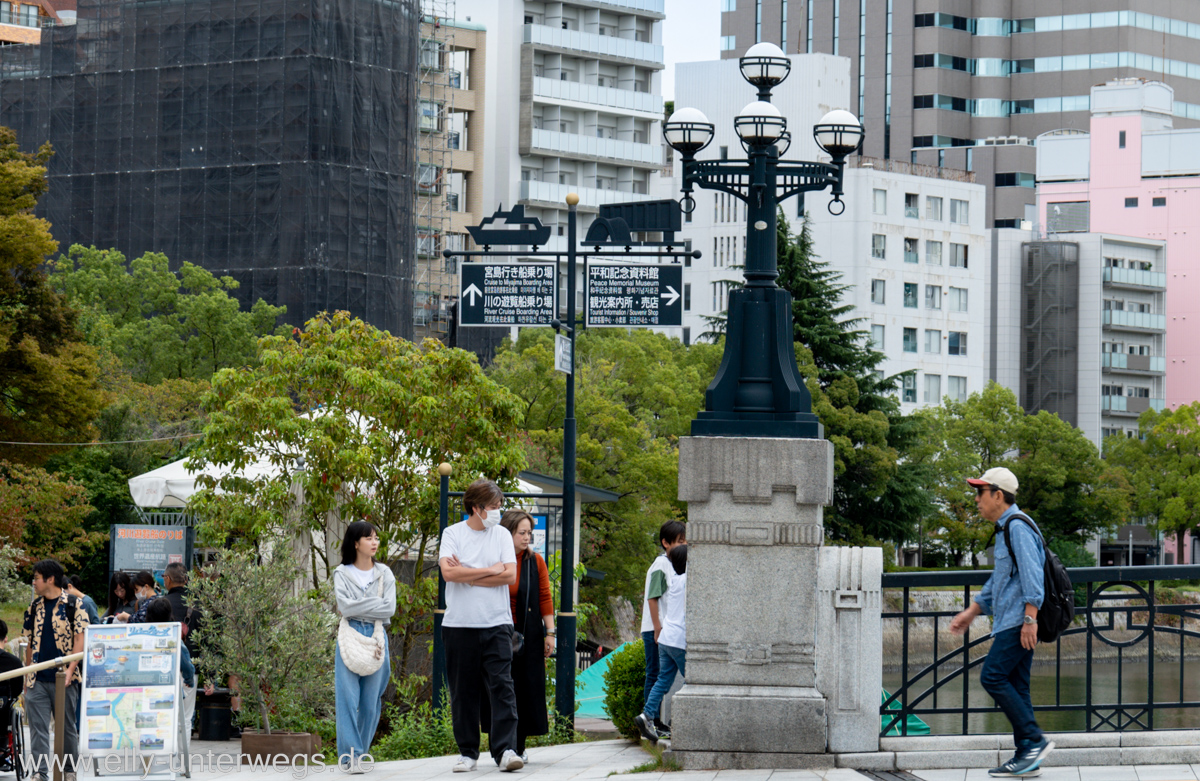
[369,703,460,761]
[602,640,646,740]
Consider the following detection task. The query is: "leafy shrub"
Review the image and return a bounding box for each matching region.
[370,703,462,761]
[602,640,645,740]
[525,709,586,748]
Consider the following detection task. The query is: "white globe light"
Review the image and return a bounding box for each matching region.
[734,100,787,144]
[740,42,791,88]
[813,109,864,157]
[663,107,715,153]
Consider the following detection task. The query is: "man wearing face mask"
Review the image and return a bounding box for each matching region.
[439,478,522,773]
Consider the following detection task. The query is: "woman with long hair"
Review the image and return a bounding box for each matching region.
[116,570,160,623]
[103,572,137,621]
[498,510,553,761]
[332,521,397,770]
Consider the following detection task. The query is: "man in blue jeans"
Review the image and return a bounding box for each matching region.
[950,467,1055,778]
[638,521,685,737]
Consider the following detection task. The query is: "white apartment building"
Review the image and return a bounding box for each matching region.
[992,230,1167,448]
[669,53,851,346]
[458,0,665,272]
[807,166,991,410]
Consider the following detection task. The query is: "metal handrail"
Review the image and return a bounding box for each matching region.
[0,651,84,682]
[0,651,85,781]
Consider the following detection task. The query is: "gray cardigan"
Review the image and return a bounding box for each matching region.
[333,563,397,625]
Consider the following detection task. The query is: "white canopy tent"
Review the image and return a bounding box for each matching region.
[128,456,544,509]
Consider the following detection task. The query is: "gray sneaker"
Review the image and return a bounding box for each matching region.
[633,713,658,743]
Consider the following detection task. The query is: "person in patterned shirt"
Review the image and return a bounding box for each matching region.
[22,559,88,781]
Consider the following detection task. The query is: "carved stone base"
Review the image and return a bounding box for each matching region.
[670,684,827,759]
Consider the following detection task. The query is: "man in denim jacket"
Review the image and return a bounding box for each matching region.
[950,467,1055,778]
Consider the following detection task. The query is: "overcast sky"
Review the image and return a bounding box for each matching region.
[662,0,720,102]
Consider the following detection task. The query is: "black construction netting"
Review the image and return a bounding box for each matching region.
[0,0,419,338]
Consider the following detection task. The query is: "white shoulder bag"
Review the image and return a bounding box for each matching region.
[337,565,387,676]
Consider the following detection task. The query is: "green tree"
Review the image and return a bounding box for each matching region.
[487,328,723,610]
[0,128,106,462]
[188,311,527,682]
[0,459,105,569]
[1106,402,1200,558]
[49,245,288,383]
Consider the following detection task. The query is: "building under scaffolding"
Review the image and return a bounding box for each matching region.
[1021,241,1080,426]
[0,0,419,338]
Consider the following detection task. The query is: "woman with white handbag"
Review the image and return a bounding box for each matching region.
[333,521,397,771]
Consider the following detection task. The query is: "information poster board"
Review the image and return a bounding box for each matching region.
[81,623,181,758]
[109,526,194,578]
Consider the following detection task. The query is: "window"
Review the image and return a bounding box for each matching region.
[871,324,885,349]
[925,329,941,354]
[949,287,968,312]
[925,285,942,310]
[994,219,1020,229]
[950,243,968,268]
[420,39,443,69]
[913,95,934,110]
[417,163,440,194]
[950,198,969,224]
[871,279,886,304]
[926,241,942,265]
[914,54,934,68]
[1153,196,1166,207]
[949,376,967,402]
[720,35,737,51]
[904,238,919,264]
[903,328,917,353]
[994,173,1035,188]
[948,331,968,356]
[1125,197,1139,208]
[684,283,691,311]
[683,327,691,346]
[873,189,887,215]
[905,193,919,218]
[419,100,440,132]
[1119,130,1126,149]
[721,0,736,9]
[720,145,729,160]
[903,374,917,403]
[924,374,941,404]
[903,283,918,308]
[926,196,943,221]
[872,234,887,259]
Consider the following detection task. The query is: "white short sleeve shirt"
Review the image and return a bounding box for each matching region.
[438,521,517,628]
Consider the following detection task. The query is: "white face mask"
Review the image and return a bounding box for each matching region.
[483,508,503,528]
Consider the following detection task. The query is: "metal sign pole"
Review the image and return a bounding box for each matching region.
[432,463,451,712]
[555,194,579,727]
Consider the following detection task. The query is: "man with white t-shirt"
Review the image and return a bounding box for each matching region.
[439,478,523,773]
[639,521,685,737]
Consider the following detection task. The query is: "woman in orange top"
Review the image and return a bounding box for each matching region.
[499,509,554,761]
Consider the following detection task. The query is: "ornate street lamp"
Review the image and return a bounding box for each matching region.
[665,49,862,439]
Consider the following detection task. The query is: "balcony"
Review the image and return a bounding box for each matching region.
[1102,396,1166,416]
[524,24,663,66]
[1103,267,1167,290]
[1102,353,1166,374]
[1103,310,1166,332]
[590,0,666,15]
[530,128,662,166]
[532,76,663,116]
[520,180,652,210]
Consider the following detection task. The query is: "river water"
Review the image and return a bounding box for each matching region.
[883,658,1200,735]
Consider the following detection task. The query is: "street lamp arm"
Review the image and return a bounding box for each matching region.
[681,159,756,205]
[775,162,842,202]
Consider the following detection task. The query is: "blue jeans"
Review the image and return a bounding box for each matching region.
[643,643,684,721]
[641,630,659,706]
[335,619,391,764]
[981,626,1043,749]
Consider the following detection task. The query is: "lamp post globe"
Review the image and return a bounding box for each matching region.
[739,41,791,96]
[813,109,864,159]
[663,107,715,154]
[734,100,787,145]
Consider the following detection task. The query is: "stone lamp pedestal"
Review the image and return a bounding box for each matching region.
[670,436,882,770]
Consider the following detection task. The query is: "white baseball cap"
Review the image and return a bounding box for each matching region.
[966,466,1018,495]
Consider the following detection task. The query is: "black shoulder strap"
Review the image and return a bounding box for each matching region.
[1003,513,1044,580]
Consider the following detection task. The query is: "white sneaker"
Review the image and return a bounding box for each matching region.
[519,752,529,764]
[500,749,524,772]
[453,756,477,772]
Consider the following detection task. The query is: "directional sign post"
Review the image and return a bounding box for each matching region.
[459,263,556,326]
[586,264,683,327]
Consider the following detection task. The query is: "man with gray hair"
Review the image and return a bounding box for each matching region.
[162,563,201,657]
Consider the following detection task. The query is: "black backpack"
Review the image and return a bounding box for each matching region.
[1003,514,1075,643]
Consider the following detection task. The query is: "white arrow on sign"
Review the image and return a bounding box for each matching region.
[462,283,483,305]
[660,285,680,307]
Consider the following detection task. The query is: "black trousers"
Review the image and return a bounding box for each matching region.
[444,625,519,763]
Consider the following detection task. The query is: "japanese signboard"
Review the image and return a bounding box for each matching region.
[81,623,182,758]
[459,263,557,326]
[586,264,683,327]
[109,525,194,577]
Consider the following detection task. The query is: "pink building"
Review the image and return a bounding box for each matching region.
[1037,79,1200,410]
[1037,79,1200,564]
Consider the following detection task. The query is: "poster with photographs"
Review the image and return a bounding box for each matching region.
[81,623,181,757]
